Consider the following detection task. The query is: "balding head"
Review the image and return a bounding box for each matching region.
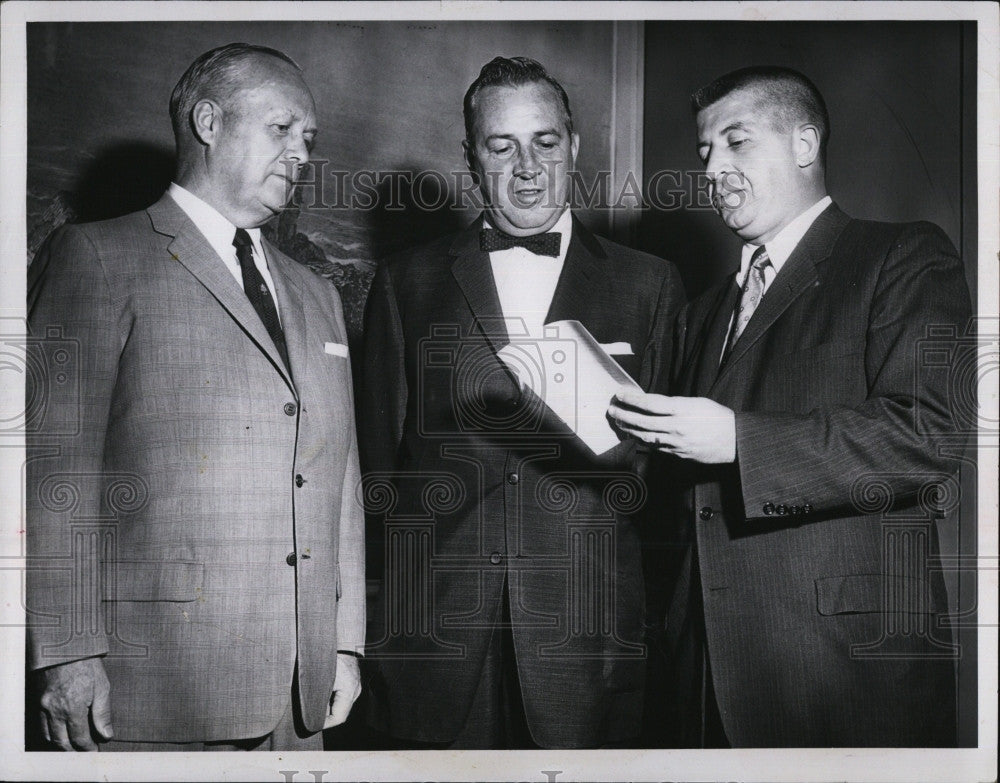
[169,43,302,147]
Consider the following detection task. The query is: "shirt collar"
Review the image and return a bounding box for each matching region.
[482,207,574,261]
[740,195,832,277]
[167,182,263,262]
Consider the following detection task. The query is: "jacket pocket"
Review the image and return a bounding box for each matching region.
[815,574,933,615]
[102,560,204,602]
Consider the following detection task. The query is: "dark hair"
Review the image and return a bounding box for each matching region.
[463,56,574,143]
[169,42,301,140]
[691,66,830,162]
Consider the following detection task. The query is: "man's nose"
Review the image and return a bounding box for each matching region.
[514,146,540,178]
[284,133,310,169]
[703,148,726,184]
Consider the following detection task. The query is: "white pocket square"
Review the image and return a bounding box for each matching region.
[324,342,349,358]
[599,342,633,356]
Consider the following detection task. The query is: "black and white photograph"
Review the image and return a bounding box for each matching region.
[0,2,996,781]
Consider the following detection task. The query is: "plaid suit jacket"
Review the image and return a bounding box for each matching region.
[26,195,365,742]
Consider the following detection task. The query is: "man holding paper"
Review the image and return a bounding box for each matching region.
[608,66,970,747]
[360,56,683,748]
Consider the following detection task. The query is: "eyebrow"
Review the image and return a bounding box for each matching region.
[484,127,563,142]
[720,121,752,134]
[696,120,753,150]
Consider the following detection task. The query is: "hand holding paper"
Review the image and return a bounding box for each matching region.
[608,389,737,464]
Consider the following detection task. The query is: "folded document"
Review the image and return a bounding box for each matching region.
[496,320,640,455]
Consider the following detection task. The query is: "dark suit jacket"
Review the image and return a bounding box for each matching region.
[666,203,971,746]
[359,216,684,747]
[26,196,365,742]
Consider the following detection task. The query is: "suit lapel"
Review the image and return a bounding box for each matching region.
[544,216,607,326]
[712,203,850,390]
[147,195,295,393]
[684,281,739,397]
[449,220,509,351]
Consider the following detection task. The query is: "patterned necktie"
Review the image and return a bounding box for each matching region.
[721,245,770,365]
[480,228,561,257]
[233,228,289,371]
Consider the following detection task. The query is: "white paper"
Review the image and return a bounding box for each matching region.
[497,320,640,455]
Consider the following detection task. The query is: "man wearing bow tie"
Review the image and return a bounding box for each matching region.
[609,66,970,747]
[359,56,684,748]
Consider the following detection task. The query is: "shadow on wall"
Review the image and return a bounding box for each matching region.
[367,162,469,261]
[73,143,177,224]
[27,143,175,261]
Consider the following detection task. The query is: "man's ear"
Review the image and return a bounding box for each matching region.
[794,123,821,168]
[569,132,580,167]
[190,99,223,147]
[462,138,475,171]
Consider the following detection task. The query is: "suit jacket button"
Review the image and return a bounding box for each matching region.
[489,552,503,565]
[790,505,802,515]
[762,502,775,515]
[283,402,297,416]
[295,474,305,488]
[699,506,714,520]
[776,504,788,516]
[803,504,813,514]
[507,472,519,485]
[286,551,297,566]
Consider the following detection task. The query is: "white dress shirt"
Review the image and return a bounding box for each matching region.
[735,195,833,292]
[167,182,281,320]
[487,208,573,338]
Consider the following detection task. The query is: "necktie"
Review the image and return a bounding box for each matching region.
[480,228,561,257]
[720,245,770,365]
[233,228,290,371]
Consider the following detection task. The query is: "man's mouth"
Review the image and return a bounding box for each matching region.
[712,189,745,212]
[511,187,546,207]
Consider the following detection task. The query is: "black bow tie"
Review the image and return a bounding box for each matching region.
[480,229,562,257]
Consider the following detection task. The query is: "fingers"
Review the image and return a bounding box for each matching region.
[612,388,679,416]
[608,404,676,436]
[325,656,362,729]
[45,710,73,752]
[66,711,98,751]
[325,680,361,728]
[91,678,114,741]
[37,657,112,751]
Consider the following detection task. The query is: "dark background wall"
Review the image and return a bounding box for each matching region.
[640,21,977,301]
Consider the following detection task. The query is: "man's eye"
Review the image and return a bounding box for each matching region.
[489,145,513,156]
[273,124,290,133]
[728,138,747,148]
